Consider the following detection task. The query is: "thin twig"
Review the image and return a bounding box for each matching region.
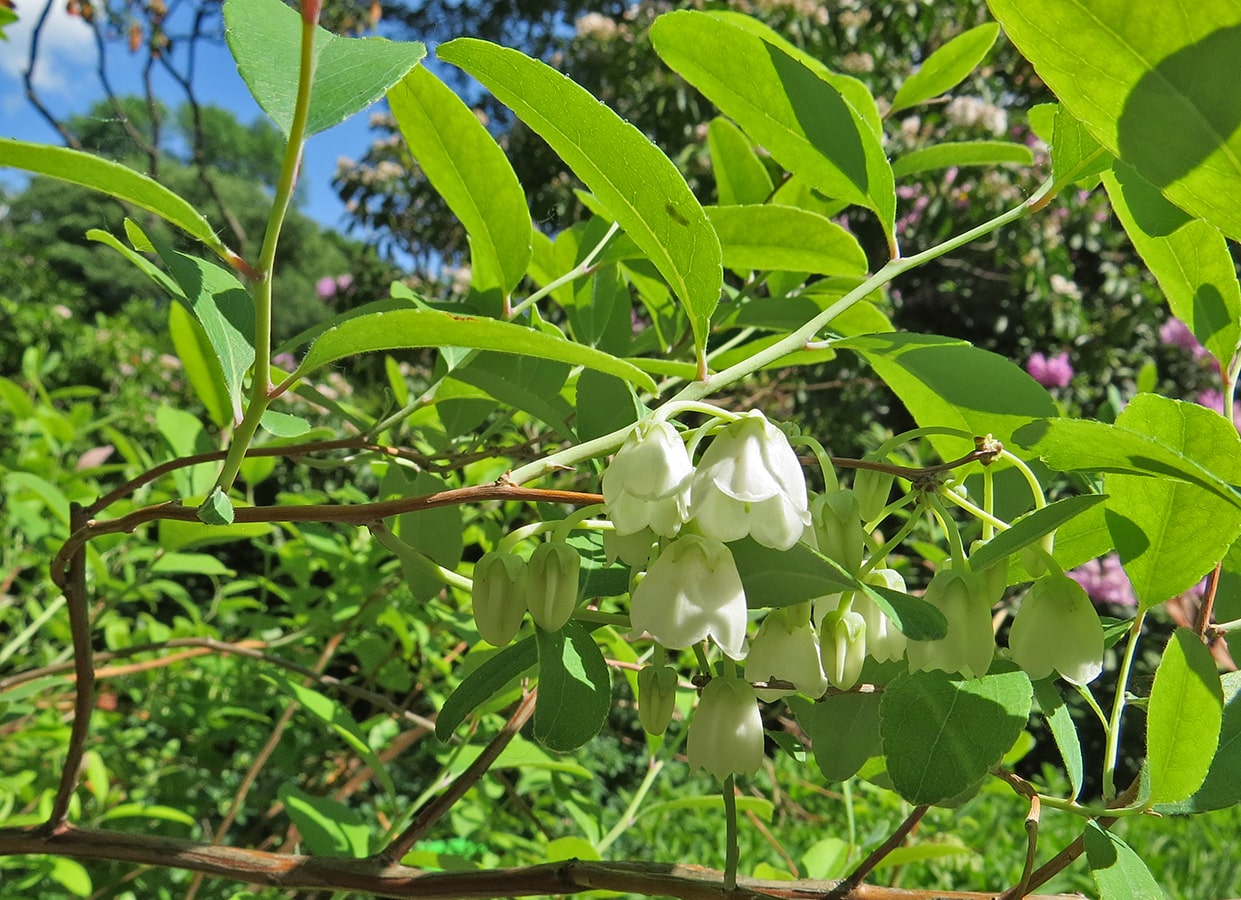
[831,805,929,897]
[376,689,538,865]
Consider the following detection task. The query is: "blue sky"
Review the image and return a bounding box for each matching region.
[1,0,385,232]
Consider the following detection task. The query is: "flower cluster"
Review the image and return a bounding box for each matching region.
[1026,351,1073,388]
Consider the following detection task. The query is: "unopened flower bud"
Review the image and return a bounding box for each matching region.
[853,467,895,523]
[527,542,580,632]
[688,676,764,780]
[637,664,679,735]
[1009,573,1104,685]
[471,550,528,646]
[820,606,867,690]
[906,568,994,679]
[811,490,866,576]
[970,539,1009,604]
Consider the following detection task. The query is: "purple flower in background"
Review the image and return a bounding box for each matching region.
[1194,389,1241,431]
[1159,318,1210,360]
[1068,553,1137,608]
[335,274,354,294]
[1026,351,1073,388]
[315,276,338,300]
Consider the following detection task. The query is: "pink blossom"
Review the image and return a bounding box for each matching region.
[1026,351,1073,388]
[315,276,338,299]
[1068,553,1137,608]
[1160,318,1210,360]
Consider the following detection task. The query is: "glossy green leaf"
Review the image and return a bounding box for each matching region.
[988,0,1241,240]
[150,553,234,576]
[386,469,464,603]
[436,638,538,741]
[259,410,311,438]
[294,308,657,393]
[891,141,1033,178]
[158,518,274,552]
[706,205,868,276]
[533,620,611,752]
[1103,163,1241,370]
[708,117,774,205]
[0,139,231,259]
[880,668,1032,805]
[650,11,895,250]
[729,537,858,606]
[1012,410,1241,511]
[1147,628,1224,805]
[575,370,643,443]
[438,38,721,357]
[873,843,979,870]
[1158,671,1241,813]
[388,66,531,295]
[789,693,881,782]
[278,784,370,858]
[838,332,1057,463]
[1104,395,1241,607]
[890,23,1001,114]
[969,494,1107,574]
[224,0,425,138]
[1084,821,1165,900]
[1034,679,1084,800]
[451,351,574,438]
[45,858,91,897]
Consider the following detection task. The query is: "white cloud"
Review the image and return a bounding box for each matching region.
[2,0,95,95]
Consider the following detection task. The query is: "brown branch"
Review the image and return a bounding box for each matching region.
[830,805,928,898]
[0,825,1085,900]
[47,503,93,830]
[23,0,83,149]
[377,689,539,864]
[55,482,604,589]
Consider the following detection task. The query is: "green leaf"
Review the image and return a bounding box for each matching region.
[891,141,1033,178]
[1033,679,1084,800]
[1084,821,1166,900]
[277,784,370,858]
[1046,105,1112,190]
[438,38,721,358]
[197,489,235,526]
[45,858,92,897]
[259,410,311,438]
[147,232,256,422]
[388,66,532,296]
[890,23,1001,114]
[705,205,868,275]
[224,0,425,138]
[838,332,1057,463]
[1146,628,1224,805]
[575,370,643,444]
[651,11,895,249]
[533,620,611,752]
[1158,671,1241,813]
[169,303,231,430]
[788,693,881,782]
[873,843,978,870]
[294,307,657,394]
[880,668,1032,805]
[97,803,197,826]
[1012,411,1241,511]
[159,519,274,552]
[269,675,396,797]
[451,351,573,438]
[987,0,1241,240]
[969,494,1107,574]
[1102,163,1241,371]
[1104,395,1241,607]
[150,553,235,576]
[0,139,231,260]
[436,638,538,741]
[385,469,464,603]
[708,117,774,205]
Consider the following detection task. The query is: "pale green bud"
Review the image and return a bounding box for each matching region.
[820,606,867,690]
[637,664,679,735]
[854,467,895,523]
[471,550,528,646]
[527,542,580,632]
[811,490,866,576]
[1009,573,1103,685]
[906,569,994,679]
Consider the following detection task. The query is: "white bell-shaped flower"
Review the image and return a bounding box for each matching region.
[688,676,764,780]
[745,606,827,700]
[1009,573,1104,685]
[689,411,811,550]
[906,568,994,679]
[602,420,693,537]
[857,568,909,663]
[629,534,748,658]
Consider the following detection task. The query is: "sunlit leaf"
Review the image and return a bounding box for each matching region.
[1147,628,1224,805]
[890,23,1001,114]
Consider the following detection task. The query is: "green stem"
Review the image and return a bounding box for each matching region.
[595,758,667,855]
[926,492,967,569]
[722,773,739,891]
[510,222,620,318]
[372,526,474,593]
[1072,681,1110,731]
[1102,608,1147,801]
[939,484,1010,533]
[212,16,318,497]
[858,507,920,577]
